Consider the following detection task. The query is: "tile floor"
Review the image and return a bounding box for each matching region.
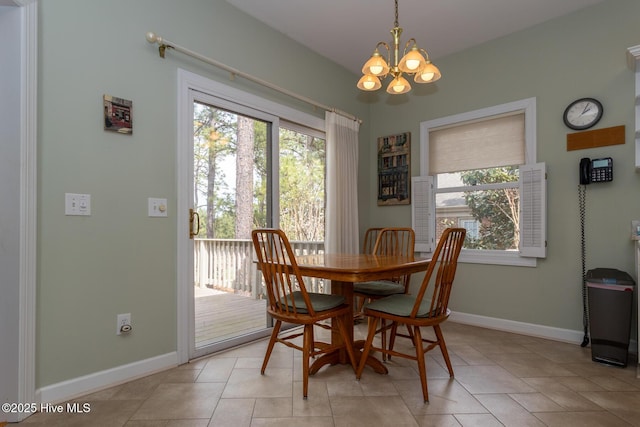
[17,322,640,426]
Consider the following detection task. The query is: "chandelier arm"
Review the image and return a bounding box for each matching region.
[377,42,390,50]
[403,38,417,56]
[373,42,391,77]
[378,42,392,74]
[419,47,431,61]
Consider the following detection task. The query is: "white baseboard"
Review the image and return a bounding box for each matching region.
[37,352,178,404]
[449,311,585,343]
[450,311,638,354]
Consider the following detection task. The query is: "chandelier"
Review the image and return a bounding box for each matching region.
[357,0,441,95]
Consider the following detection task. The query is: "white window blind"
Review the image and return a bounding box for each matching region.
[429,113,525,174]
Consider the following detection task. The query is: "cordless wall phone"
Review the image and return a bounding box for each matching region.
[579,157,613,185]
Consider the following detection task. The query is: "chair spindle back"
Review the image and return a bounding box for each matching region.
[373,227,416,286]
[252,229,315,317]
[373,227,415,257]
[362,227,384,254]
[412,228,466,319]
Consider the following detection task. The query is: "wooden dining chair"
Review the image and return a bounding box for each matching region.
[362,227,383,255]
[252,228,357,399]
[356,228,466,402]
[353,227,415,357]
[354,227,415,298]
[354,227,384,319]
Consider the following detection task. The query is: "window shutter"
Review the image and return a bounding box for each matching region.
[519,162,546,257]
[412,176,434,252]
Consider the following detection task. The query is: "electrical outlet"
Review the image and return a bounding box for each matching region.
[116,313,132,335]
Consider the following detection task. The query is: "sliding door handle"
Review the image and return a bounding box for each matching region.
[189,208,200,239]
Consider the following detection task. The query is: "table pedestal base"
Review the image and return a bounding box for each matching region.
[288,255,430,377]
[312,280,388,374]
[309,342,388,375]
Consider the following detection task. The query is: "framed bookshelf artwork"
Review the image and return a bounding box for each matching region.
[377,132,410,206]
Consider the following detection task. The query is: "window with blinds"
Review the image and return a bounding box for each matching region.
[428,113,525,174]
[415,98,545,267]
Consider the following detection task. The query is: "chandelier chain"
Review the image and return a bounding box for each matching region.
[394,0,399,27]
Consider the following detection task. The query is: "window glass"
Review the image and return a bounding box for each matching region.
[192,105,326,242]
[459,219,479,240]
[192,103,269,239]
[278,127,325,242]
[435,166,519,250]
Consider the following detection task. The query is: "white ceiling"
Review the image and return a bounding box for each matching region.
[226,0,606,75]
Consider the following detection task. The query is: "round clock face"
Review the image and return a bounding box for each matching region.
[563,98,603,130]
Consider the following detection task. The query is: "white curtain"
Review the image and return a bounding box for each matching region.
[325,111,360,254]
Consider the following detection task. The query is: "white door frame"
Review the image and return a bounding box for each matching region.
[16,0,37,422]
[176,69,324,363]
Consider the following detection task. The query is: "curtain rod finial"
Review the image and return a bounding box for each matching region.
[146,32,163,45]
[146,32,167,58]
[146,32,158,44]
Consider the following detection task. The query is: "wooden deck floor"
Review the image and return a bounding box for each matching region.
[195,290,268,347]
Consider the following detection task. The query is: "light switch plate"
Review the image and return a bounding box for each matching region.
[148,198,168,217]
[65,193,91,216]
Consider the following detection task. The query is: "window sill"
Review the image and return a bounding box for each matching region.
[460,249,537,267]
[420,249,537,267]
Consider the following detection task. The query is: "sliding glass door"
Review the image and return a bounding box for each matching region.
[186,86,326,359]
[191,99,271,357]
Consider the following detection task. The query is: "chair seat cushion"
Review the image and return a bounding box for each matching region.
[353,280,405,296]
[279,291,345,313]
[365,294,433,317]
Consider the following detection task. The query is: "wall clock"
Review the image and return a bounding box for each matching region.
[563,97,603,130]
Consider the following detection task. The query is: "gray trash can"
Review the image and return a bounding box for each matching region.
[586,268,635,367]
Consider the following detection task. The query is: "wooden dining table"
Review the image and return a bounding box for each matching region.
[293,253,431,375]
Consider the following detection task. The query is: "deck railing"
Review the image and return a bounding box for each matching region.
[194,238,325,298]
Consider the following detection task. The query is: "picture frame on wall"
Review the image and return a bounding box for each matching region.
[103,94,132,134]
[377,132,411,206]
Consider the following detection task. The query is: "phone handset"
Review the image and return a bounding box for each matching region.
[579,157,613,185]
[579,158,591,185]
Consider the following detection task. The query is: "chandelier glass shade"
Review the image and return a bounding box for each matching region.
[357,0,441,94]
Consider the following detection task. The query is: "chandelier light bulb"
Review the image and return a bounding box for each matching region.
[362,50,389,77]
[414,62,441,83]
[398,45,426,73]
[357,74,382,91]
[371,64,384,75]
[422,72,434,80]
[386,75,411,94]
[406,59,421,70]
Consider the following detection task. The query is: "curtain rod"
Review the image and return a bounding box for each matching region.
[145,32,361,124]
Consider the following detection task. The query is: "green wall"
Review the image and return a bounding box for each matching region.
[361,0,640,334]
[37,0,639,390]
[37,0,368,388]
